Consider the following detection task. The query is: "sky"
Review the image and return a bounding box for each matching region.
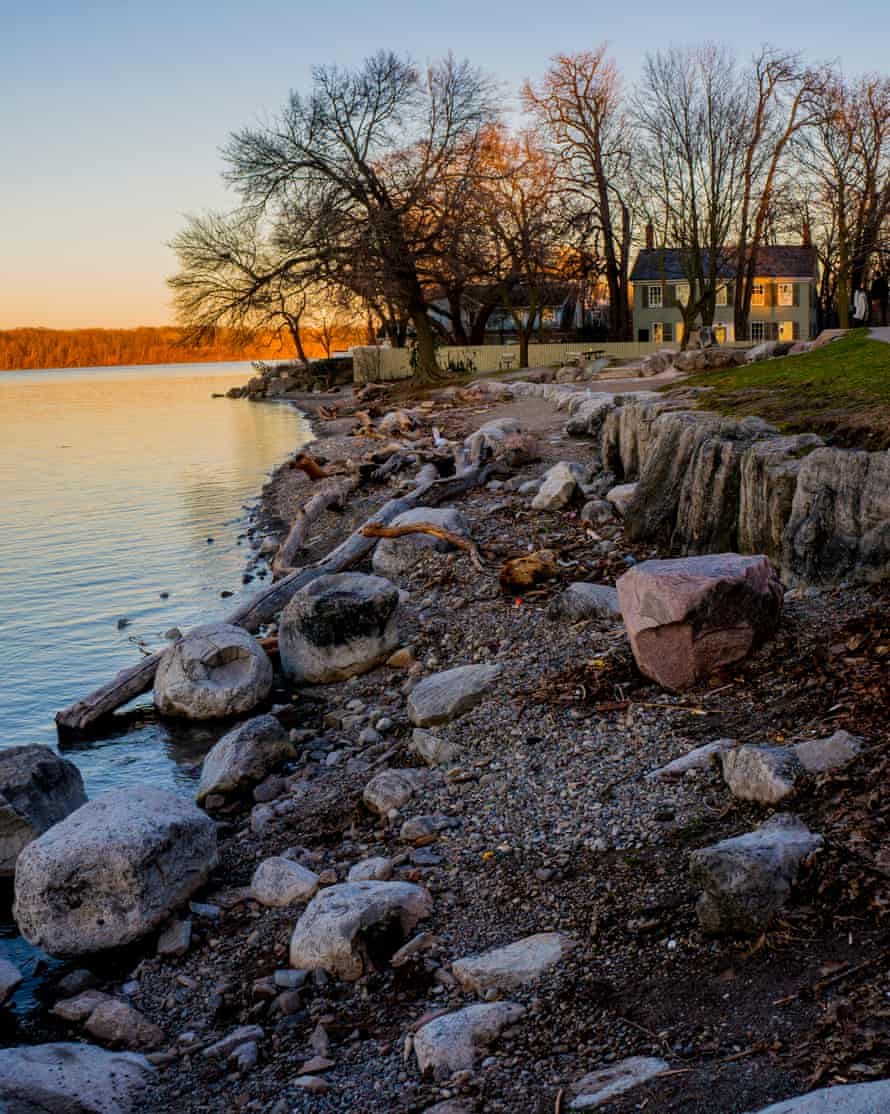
[1,0,886,329]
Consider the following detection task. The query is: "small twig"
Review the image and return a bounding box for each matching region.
[773,947,890,1006]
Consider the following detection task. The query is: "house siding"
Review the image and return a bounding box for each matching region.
[632,279,817,343]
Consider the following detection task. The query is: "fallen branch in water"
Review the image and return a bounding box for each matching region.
[56,461,491,733]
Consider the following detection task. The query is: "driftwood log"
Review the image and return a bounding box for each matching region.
[272,475,361,578]
[56,462,492,733]
[361,521,486,572]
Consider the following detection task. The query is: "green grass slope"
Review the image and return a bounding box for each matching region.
[683,331,890,450]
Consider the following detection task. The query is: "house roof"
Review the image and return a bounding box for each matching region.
[630,246,818,283]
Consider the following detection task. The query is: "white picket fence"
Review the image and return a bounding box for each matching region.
[352,341,686,383]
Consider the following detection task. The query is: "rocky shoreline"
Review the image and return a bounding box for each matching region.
[3,373,890,1113]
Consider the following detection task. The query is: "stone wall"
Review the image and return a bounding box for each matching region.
[469,377,890,587]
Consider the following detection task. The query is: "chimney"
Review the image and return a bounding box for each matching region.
[802,220,812,247]
[645,222,654,250]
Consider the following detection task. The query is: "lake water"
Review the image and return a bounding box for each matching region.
[0,362,310,1025]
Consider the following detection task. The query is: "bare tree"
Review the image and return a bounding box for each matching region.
[731,49,828,339]
[634,45,748,346]
[220,52,498,382]
[523,48,635,341]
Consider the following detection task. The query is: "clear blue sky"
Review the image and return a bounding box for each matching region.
[1,0,882,328]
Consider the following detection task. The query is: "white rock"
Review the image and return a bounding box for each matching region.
[793,730,863,774]
[0,745,87,877]
[372,508,471,578]
[549,583,621,622]
[196,714,294,807]
[251,856,319,907]
[14,786,218,957]
[746,1080,890,1113]
[288,881,434,980]
[532,462,578,511]
[347,857,394,882]
[570,1056,669,1109]
[452,933,575,994]
[721,745,804,804]
[362,769,428,818]
[0,1042,154,1113]
[153,623,273,720]
[410,728,457,767]
[407,664,502,727]
[648,739,736,780]
[279,573,400,684]
[413,1002,525,1079]
[0,958,22,1005]
[605,483,638,517]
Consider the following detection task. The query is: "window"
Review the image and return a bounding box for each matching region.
[676,283,690,305]
[716,285,728,307]
[778,283,794,306]
[750,321,767,341]
[675,321,684,345]
[652,322,664,343]
[541,307,556,325]
[779,321,794,341]
[715,324,728,344]
[752,283,766,307]
[648,285,663,308]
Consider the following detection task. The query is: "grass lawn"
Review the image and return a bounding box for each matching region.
[682,330,890,450]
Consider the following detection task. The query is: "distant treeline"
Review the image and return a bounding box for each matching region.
[0,326,322,371]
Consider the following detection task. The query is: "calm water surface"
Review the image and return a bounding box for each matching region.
[0,362,309,1024]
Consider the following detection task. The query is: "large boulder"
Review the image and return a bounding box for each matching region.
[689,814,823,933]
[548,582,621,623]
[0,1042,154,1113]
[288,881,433,979]
[279,573,400,684]
[531,463,579,511]
[407,663,502,727]
[0,745,86,877]
[413,1002,525,1079]
[153,623,272,719]
[564,395,616,439]
[0,958,22,1005]
[617,554,783,691]
[783,447,890,586]
[14,786,218,957]
[371,507,471,579]
[196,714,294,808]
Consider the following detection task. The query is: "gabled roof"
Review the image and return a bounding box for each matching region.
[630,246,818,283]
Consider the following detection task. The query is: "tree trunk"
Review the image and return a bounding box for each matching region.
[409,309,440,382]
[286,317,308,364]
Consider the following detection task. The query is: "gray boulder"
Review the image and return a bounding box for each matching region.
[288,881,434,980]
[279,572,400,684]
[0,745,86,877]
[452,933,575,995]
[794,730,863,773]
[689,814,823,933]
[153,623,272,719]
[532,463,579,511]
[251,856,319,907]
[565,395,616,439]
[648,739,736,781]
[549,582,621,622]
[346,856,394,882]
[0,1042,154,1113]
[362,768,428,818]
[580,498,615,527]
[464,417,522,465]
[605,483,638,518]
[371,507,471,578]
[410,728,458,767]
[407,663,503,727]
[196,714,294,807]
[14,786,218,956]
[747,1080,890,1113]
[413,1002,525,1079]
[721,745,804,804]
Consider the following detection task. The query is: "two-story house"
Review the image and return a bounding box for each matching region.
[630,245,819,344]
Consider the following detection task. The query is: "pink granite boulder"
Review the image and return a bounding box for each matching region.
[616,554,783,691]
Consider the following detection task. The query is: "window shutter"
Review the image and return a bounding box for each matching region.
[665,285,675,308]
[642,286,649,309]
[664,322,673,342]
[793,283,801,307]
[726,281,735,306]
[793,321,800,341]
[771,322,780,341]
